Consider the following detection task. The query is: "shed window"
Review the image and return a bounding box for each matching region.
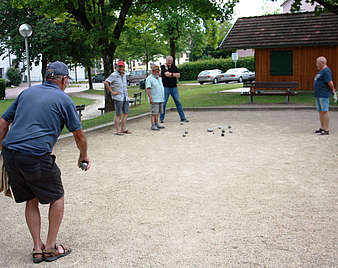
[270,51,293,76]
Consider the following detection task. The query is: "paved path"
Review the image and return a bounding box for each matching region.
[5,82,105,119]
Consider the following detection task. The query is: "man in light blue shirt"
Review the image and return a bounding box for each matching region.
[104,61,131,135]
[146,65,165,130]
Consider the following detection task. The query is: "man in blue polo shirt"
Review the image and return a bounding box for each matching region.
[313,56,337,135]
[0,61,90,263]
[146,65,165,130]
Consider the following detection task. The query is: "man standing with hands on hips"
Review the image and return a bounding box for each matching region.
[160,56,189,123]
[104,61,132,135]
[0,61,90,263]
[313,56,336,135]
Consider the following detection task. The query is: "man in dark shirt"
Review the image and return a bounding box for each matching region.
[0,61,90,263]
[313,56,336,135]
[160,56,189,123]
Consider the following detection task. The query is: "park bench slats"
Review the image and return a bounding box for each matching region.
[242,81,299,104]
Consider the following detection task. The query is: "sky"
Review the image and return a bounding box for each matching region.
[232,0,285,20]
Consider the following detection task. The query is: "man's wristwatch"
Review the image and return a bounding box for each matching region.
[171,73,173,77]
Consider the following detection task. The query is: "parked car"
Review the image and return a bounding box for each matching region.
[216,68,255,83]
[127,70,150,85]
[197,69,223,85]
[92,73,105,83]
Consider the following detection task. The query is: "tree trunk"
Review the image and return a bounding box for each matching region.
[87,67,93,90]
[41,55,48,83]
[170,37,176,64]
[103,48,114,112]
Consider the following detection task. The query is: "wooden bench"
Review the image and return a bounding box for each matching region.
[98,107,105,115]
[129,92,142,106]
[76,104,85,120]
[241,81,299,104]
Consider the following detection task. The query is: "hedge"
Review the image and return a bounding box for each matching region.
[0,78,5,99]
[6,67,21,86]
[178,56,255,81]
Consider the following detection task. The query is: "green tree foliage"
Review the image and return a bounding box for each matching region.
[115,14,166,72]
[0,0,96,82]
[148,0,239,63]
[6,67,22,86]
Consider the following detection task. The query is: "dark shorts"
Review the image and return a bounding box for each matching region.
[114,100,129,116]
[2,148,64,204]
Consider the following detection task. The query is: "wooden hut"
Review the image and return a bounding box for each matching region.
[220,12,338,90]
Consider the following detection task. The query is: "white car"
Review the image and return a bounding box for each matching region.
[216,68,255,83]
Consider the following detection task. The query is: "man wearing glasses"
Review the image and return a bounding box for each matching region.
[146,65,165,131]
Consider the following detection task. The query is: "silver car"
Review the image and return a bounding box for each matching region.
[217,68,255,83]
[197,69,223,85]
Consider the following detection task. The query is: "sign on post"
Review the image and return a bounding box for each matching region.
[232,52,238,68]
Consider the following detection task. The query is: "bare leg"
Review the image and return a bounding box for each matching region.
[151,115,155,126]
[121,113,128,132]
[154,114,159,124]
[114,115,121,133]
[45,196,64,250]
[320,111,329,131]
[25,197,44,250]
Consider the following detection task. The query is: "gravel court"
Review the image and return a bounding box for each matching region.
[0,110,337,268]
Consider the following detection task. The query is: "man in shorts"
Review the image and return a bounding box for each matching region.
[0,61,90,263]
[104,61,131,135]
[146,65,165,131]
[313,56,337,135]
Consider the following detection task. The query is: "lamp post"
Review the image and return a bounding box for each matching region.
[19,24,33,87]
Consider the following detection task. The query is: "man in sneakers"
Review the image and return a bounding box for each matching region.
[160,56,189,123]
[313,56,337,135]
[146,65,165,131]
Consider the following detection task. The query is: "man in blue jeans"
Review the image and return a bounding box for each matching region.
[160,56,189,123]
[313,56,336,135]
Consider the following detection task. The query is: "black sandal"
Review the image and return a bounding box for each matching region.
[32,245,45,264]
[314,128,323,133]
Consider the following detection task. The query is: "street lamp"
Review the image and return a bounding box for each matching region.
[19,23,33,87]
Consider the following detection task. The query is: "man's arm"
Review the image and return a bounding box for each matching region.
[146,87,153,104]
[0,118,10,150]
[328,81,336,93]
[104,80,119,96]
[72,129,90,170]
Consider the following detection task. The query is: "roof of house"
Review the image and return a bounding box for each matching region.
[220,12,338,49]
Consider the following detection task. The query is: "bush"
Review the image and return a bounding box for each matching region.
[6,68,22,86]
[0,78,6,99]
[178,56,255,81]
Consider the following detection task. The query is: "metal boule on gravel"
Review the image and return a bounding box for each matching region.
[229,129,233,134]
[207,128,213,132]
[182,134,186,137]
[180,122,184,125]
[228,125,232,129]
[221,133,225,137]
[185,129,188,134]
[218,126,222,129]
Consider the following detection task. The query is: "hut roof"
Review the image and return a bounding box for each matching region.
[220,12,338,49]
